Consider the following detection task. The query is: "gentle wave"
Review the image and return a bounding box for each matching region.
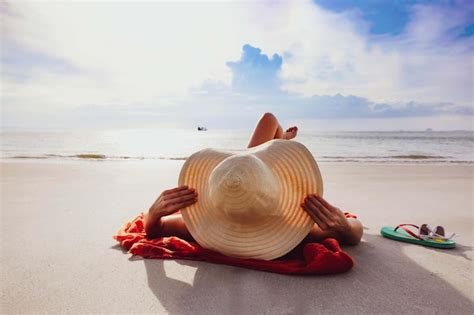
[2,153,472,163]
[391,154,446,159]
[322,154,448,160]
[7,154,187,161]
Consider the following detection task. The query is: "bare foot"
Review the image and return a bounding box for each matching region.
[283,126,298,140]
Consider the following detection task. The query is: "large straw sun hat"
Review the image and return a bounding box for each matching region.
[178,139,323,260]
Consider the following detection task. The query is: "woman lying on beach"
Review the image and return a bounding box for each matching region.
[144,112,363,247]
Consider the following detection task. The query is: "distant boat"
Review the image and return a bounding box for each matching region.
[425,128,433,132]
[197,126,207,131]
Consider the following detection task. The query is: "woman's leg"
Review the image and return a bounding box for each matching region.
[247,113,281,148]
[247,112,297,148]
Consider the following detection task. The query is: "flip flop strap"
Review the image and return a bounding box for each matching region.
[394,224,422,240]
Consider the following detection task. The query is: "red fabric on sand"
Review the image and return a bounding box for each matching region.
[113,213,356,275]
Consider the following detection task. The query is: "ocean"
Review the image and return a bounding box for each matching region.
[0,129,472,164]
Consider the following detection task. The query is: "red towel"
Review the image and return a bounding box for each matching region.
[113,213,355,275]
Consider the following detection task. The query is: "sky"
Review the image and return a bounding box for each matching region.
[1,0,473,131]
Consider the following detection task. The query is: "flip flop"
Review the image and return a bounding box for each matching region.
[380,224,455,249]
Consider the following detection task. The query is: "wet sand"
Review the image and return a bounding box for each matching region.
[1,161,473,313]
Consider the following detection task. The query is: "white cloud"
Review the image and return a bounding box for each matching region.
[269,1,473,106]
[2,1,251,106]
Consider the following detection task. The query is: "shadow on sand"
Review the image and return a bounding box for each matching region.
[135,234,473,314]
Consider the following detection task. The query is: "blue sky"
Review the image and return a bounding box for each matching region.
[315,0,422,35]
[1,0,473,130]
[314,0,474,36]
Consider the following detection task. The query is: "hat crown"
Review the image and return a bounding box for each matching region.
[224,174,242,189]
[208,154,281,222]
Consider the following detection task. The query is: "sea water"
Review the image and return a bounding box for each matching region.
[0,129,472,163]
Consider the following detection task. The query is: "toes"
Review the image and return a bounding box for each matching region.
[288,126,297,133]
[284,127,298,139]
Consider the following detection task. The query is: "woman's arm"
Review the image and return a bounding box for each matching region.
[304,218,363,245]
[144,185,197,240]
[146,214,195,241]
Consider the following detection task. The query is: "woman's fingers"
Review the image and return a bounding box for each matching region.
[166,198,197,213]
[315,195,337,212]
[163,185,188,195]
[309,195,350,232]
[307,195,333,221]
[314,195,347,224]
[302,203,327,229]
[310,196,336,222]
[164,191,197,206]
[164,188,196,200]
[303,198,330,230]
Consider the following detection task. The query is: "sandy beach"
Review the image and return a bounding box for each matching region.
[1,160,473,313]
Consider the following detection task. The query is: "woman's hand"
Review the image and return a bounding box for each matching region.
[301,194,350,233]
[149,185,198,218]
